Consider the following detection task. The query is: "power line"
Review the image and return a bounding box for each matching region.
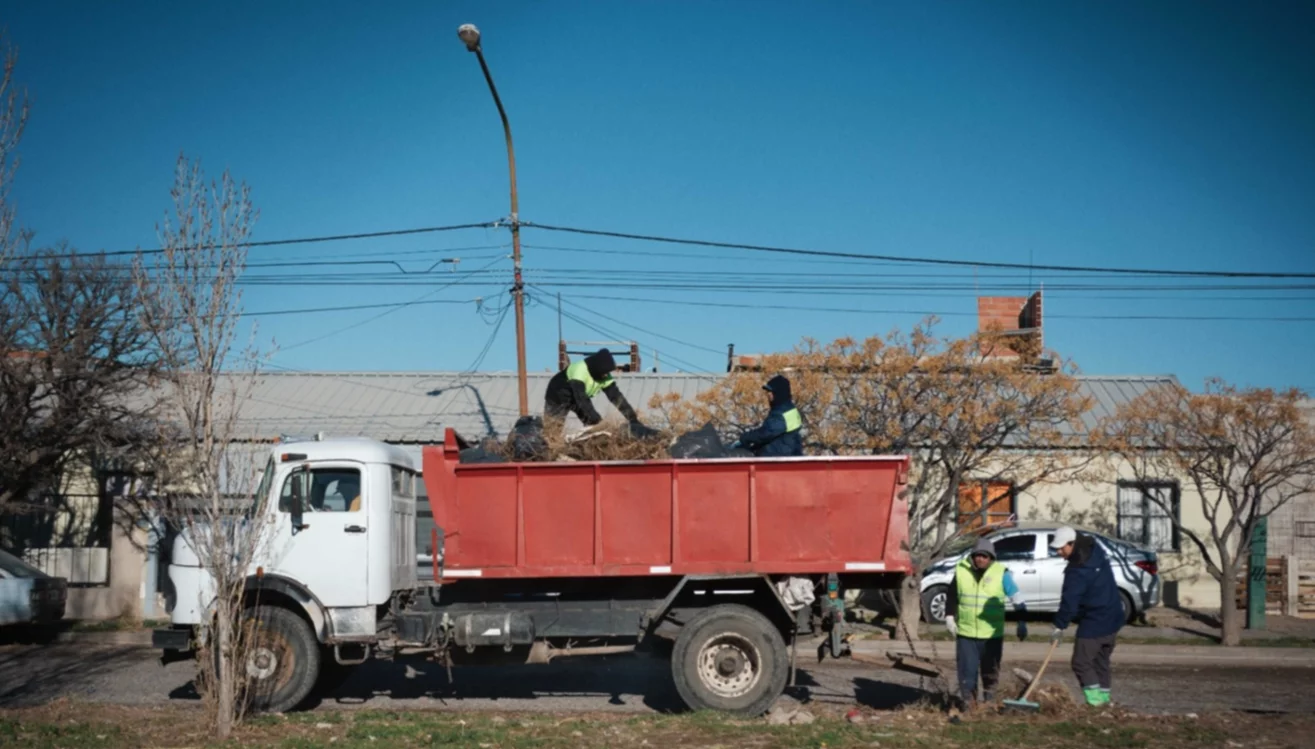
[523,221,1315,279]
[1,221,502,263]
[278,257,510,351]
[247,295,493,318]
[539,289,726,356]
[561,293,1315,323]
[552,302,712,374]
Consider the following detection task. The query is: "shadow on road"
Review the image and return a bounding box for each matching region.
[0,644,148,707]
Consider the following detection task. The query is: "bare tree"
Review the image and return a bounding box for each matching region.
[0,247,161,514]
[134,154,269,738]
[1103,379,1315,645]
[652,320,1095,640]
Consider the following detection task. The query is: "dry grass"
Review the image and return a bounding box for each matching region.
[2,701,1309,749]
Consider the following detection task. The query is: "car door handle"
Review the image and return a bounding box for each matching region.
[345,525,367,534]
[1022,569,1037,574]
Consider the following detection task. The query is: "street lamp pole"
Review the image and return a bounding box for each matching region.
[458,24,529,417]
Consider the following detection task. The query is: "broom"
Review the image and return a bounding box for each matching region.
[1003,638,1059,712]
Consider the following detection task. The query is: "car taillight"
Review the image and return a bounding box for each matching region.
[1135,560,1158,576]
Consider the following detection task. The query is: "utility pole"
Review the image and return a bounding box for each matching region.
[458,24,529,416]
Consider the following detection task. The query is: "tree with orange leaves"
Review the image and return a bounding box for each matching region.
[651,319,1095,640]
[1102,380,1315,646]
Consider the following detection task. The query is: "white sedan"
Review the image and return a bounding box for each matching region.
[919,523,1160,625]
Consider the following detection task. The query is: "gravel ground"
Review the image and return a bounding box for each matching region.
[2,643,1313,715]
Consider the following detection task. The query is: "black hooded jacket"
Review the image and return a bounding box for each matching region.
[738,375,804,457]
[544,349,638,426]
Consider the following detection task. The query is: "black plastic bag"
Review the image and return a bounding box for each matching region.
[459,446,506,464]
[510,415,549,461]
[668,423,729,459]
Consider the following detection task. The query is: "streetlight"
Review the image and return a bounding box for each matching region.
[457,23,530,417]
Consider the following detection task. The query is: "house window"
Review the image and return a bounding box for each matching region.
[1117,481,1180,552]
[957,481,1015,531]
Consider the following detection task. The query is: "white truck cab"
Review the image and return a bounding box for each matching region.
[157,437,419,711]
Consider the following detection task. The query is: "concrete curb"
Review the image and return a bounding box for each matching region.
[849,638,1315,667]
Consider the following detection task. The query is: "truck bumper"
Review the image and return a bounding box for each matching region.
[153,627,193,651]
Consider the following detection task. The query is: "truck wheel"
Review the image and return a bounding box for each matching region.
[671,604,789,717]
[242,606,320,714]
[921,585,949,625]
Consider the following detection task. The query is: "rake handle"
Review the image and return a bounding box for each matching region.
[1020,638,1060,703]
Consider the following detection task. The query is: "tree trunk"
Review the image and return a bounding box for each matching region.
[1218,565,1242,647]
[897,572,923,643]
[215,605,235,739]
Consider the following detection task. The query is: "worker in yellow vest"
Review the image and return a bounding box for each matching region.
[544,348,657,438]
[945,537,1029,708]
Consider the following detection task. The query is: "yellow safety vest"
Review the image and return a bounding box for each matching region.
[781,407,802,433]
[954,558,1007,639]
[566,360,614,398]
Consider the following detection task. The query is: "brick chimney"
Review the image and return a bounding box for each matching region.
[977,290,1043,358]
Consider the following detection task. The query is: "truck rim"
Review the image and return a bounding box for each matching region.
[245,630,294,693]
[697,632,762,699]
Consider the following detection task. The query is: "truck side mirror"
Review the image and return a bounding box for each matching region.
[288,466,310,534]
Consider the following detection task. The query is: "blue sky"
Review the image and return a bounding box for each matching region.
[4,1,1313,390]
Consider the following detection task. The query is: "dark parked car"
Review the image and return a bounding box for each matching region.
[0,548,68,627]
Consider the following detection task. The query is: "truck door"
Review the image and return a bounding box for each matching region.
[270,463,370,607]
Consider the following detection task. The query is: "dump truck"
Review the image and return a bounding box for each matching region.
[154,428,911,716]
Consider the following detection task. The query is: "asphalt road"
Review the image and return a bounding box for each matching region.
[2,643,1313,715]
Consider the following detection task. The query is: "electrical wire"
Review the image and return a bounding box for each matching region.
[538,288,726,356]
[523,221,1315,279]
[0,221,502,263]
[558,293,1315,323]
[277,257,510,351]
[551,302,713,374]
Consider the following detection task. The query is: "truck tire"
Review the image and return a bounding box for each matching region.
[671,604,789,717]
[242,605,320,714]
[921,585,949,624]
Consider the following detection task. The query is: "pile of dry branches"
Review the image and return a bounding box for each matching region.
[471,418,675,463]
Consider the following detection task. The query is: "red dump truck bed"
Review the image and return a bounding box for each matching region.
[421,428,912,580]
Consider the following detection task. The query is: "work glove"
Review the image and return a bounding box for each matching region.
[944,616,957,639]
[1049,627,1065,644]
[1017,621,1029,641]
[629,421,660,440]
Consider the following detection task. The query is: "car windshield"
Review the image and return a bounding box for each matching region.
[0,548,45,578]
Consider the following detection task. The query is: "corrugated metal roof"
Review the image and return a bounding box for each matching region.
[220,371,1179,445]
[1073,375,1182,432]
[226,371,721,443]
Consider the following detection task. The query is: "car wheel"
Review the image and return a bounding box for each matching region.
[1119,591,1135,624]
[921,585,949,625]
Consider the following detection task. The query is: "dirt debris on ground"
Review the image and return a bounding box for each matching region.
[1,700,1312,748]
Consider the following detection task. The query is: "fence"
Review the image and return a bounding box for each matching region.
[1234,556,1315,618]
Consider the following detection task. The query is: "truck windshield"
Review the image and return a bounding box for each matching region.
[249,455,276,516]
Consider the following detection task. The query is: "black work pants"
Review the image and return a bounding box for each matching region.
[955,635,1003,703]
[1072,633,1116,689]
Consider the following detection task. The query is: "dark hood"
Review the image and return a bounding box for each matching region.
[764,375,793,406]
[585,349,617,381]
[1068,532,1098,568]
